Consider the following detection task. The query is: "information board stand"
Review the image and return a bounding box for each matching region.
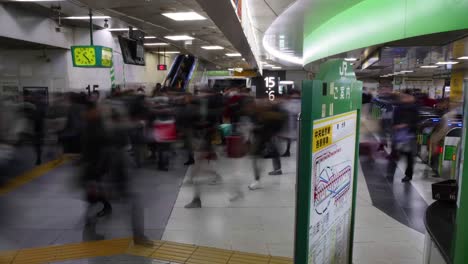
[295,59,362,264]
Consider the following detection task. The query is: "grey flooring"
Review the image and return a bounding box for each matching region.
[0,151,187,251]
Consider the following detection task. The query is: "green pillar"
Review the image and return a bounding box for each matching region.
[295,59,362,263]
[454,80,468,263]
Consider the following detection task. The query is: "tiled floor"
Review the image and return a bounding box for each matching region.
[164,152,296,257]
[163,141,430,263]
[0,127,439,263]
[0,154,187,252]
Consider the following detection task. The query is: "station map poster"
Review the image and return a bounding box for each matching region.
[295,59,362,264]
[309,111,357,263]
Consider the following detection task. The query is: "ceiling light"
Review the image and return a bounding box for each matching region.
[226,53,241,57]
[12,0,64,2]
[280,81,294,85]
[344,58,357,62]
[201,46,224,50]
[272,66,282,69]
[156,51,180,54]
[400,70,414,73]
[262,37,303,65]
[436,61,459,65]
[420,65,439,68]
[107,28,136,31]
[144,43,169,46]
[64,16,111,19]
[228,68,234,71]
[162,12,206,21]
[457,56,468,60]
[144,36,157,39]
[164,35,194,41]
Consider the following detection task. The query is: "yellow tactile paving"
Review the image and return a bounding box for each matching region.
[126,240,163,257]
[0,238,293,264]
[228,251,271,264]
[187,246,233,264]
[0,250,18,264]
[0,154,71,196]
[151,241,197,263]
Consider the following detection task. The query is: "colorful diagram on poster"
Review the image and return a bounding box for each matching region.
[308,111,357,264]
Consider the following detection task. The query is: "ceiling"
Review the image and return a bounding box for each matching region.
[348,32,468,80]
[246,0,297,69]
[4,0,256,70]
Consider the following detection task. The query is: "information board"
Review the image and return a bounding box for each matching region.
[295,59,362,264]
[309,111,357,263]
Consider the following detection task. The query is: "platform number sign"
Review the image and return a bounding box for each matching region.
[264,76,277,101]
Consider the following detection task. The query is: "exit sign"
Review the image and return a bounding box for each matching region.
[158,64,167,71]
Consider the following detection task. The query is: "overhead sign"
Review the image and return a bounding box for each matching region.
[295,59,362,264]
[71,46,113,68]
[158,64,167,71]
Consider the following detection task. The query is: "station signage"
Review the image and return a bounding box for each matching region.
[295,59,362,264]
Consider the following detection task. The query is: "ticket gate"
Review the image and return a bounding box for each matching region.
[429,122,463,178]
[417,118,441,162]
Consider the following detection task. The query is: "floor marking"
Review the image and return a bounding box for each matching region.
[0,238,293,264]
[0,154,72,196]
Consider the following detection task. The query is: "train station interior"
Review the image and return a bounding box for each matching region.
[0,0,468,264]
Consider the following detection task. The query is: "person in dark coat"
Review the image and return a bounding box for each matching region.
[388,93,419,182]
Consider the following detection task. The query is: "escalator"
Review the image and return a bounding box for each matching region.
[164,55,198,92]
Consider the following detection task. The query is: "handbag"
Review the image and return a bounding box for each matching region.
[153,119,177,142]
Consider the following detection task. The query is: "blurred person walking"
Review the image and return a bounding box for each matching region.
[101,105,153,245]
[387,93,418,182]
[278,90,301,157]
[184,88,223,209]
[80,96,112,239]
[249,100,287,190]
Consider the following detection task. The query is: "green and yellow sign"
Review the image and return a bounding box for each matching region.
[71,45,113,68]
[295,59,362,264]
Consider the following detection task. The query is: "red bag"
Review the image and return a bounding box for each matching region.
[226,136,248,158]
[153,119,177,142]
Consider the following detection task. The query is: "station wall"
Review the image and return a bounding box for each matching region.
[0,3,175,96]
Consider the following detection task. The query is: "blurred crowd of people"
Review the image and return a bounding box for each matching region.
[0,83,301,244]
[363,87,460,183]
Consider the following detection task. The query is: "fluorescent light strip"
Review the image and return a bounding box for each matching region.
[164,35,194,41]
[162,12,206,21]
[436,61,459,65]
[226,53,242,57]
[344,58,357,62]
[420,65,439,68]
[144,36,157,39]
[13,0,64,2]
[201,46,224,50]
[65,16,110,19]
[156,51,180,54]
[458,56,468,60]
[400,70,414,73]
[108,28,137,31]
[144,43,169,46]
[272,66,282,69]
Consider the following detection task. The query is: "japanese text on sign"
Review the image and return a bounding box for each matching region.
[313,125,332,152]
